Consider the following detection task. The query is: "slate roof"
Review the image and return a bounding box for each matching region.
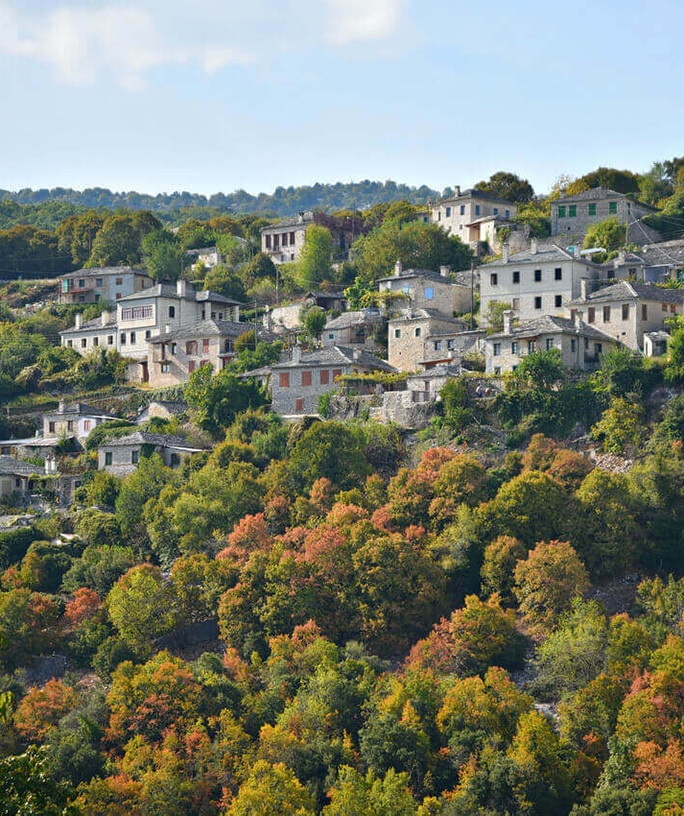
[637,239,684,267]
[0,456,42,477]
[487,315,617,343]
[119,285,241,306]
[554,187,657,210]
[99,432,206,451]
[377,268,456,285]
[388,308,467,325]
[567,281,684,306]
[59,266,147,280]
[147,319,248,344]
[138,401,189,416]
[44,402,119,420]
[324,310,383,330]
[439,188,518,207]
[408,363,462,379]
[60,315,117,335]
[271,345,396,373]
[487,243,599,267]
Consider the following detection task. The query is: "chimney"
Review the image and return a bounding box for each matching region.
[291,346,301,365]
[440,265,451,278]
[353,347,362,361]
[75,313,83,329]
[58,399,66,413]
[574,311,582,329]
[502,310,513,335]
[176,279,188,298]
[232,305,240,322]
[164,323,171,334]
[394,259,403,277]
[502,244,510,264]
[455,185,461,196]
[530,238,538,255]
[101,310,109,327]
[580,278,589,301]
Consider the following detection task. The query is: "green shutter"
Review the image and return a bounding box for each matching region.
[558,206,566,218]
[588,203,596,216]
[609,201,617,214]
[569,205,577,217]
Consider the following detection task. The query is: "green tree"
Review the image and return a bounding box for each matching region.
[289,421,371,492]
[294,225,334,288]
[0,746,79,816]
[186,366,267,436]
[202,264,247,302]
[87,214,143,267]
[323,767,419,815]
[583,217,626,259]
[226,760,315,816]
[590,397,644,454]
[475,172,535,203]
[141,228,183,282]
[483,300,512,332]
[302,305,327,339]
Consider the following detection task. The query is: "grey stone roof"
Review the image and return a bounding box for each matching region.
[324,309,383,330]
[60,315,117,335]
[487,315,617,343]
[59,266,146,280]
[637,239,684,267]
[567,281,684,306]
[377,268,455,285]
[44,402,119,420]
[271,345,396,373]
[408,363,462,379]
[119,284,241,306]
[195,290,242,305]
[554,187,657,210]
[99,431,207,451]
[147,319,248,344]
[0,456,42,477]
[388,308,467,325]
[487,243,599,267]
[139,401,189,416]
[262,212,315,230]
[439,188,518,207]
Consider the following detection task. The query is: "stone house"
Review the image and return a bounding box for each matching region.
[146,318,248,388]
[184,246,226,269]
[322,309,385,351]
[644,331,672,358]
[388,309,469,371]
[265,345,396,417]
[260,211,367,264]
[550,188,656,239]
[43,401,120,442]
[98,432,207,476]
[480,240,606,326]
[485,312,618,374]
[420,328,486,369]
[632,239,684,283]
[0,457,42,501]
[377,262,472,316]
[264,291,346,332]
[61,281,242,375]
[136,401,189,424]
[58,266,154,304]
[567,280,684,352]
[428,187,518,248]
[406,362,463,396]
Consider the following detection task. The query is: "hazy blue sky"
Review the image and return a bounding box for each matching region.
[1,0,682,197]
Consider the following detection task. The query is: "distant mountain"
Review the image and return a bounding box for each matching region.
[0,181,447,219]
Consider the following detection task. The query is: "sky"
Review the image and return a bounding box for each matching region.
[1,0,683,198]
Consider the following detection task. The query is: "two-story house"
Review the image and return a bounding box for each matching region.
[323,309,385,352]
[480,240,605,326]
[261,345,396,417]
[377,262,472,316]
[260,212,368,264]
[388,309,470,371]
[98,431,207,477]
[429,187,518,248]
[146,318,248,387]
[485,312,617,374]
[265,291,347,333]
[58,266,153,304]
[566,280,684,352]
[43,401,120,442]
[550,188,656,239]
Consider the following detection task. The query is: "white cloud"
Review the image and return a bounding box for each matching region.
[0,1,255,89]
[323,0,402,45]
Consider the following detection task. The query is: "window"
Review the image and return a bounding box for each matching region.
[202,338,209,353]
[671,304,676,313]
[513,271,520,283]
[186,341,197,355]
[534,269,542,282]
[131,450,139,465]
[188,360,195,374]
[603,306,611,322]
[116,293,121,300]
[171,342,177,355]
[170,453,180,467]
[622,303,630,320]
[415,327,421,337]
[290,232,295,244]
[588,203,596,216]
[447,339,455,350]
[281,232,288,247]
[585,337,590,349]
[511,341,518,354]
[493,343,501,356]
[265,234,272,249]
[105,452,112,466]
[446,207,451,217]
[569,205,577,217]
[302,371,312,386]
[394,329,401,339]
[332,369,342,381]
[67,420,74,431]
[130,332,136,344]
[161,363,170,373]
[571,338,577,352]
[295,398,304,412]
[555,295,562,308]
[78,279,85,287]
[115,277,123,285]
[328,333,334,340]
[494,367,501,375]
[475,205,481,216]
[95,278,103,287]
[48,421,55,433]
[588,308,595,323]
[596,343,603,354]
[554,267,562,280]
[512,298,520,310]
[490,273,498,286]
[558,205,566,218]
[279,372,290,388]
[609,201,618,214]
[274,234,280,249]
[84,420,91,434]
[534,296,542,310]
[144,330,151,340]
[546,338,554,350]
[67,340,73,347]
[642,304,648,320]
[505,209,510,218]
[121,306,153,321]
[434,340,442,351]
[424,287,434,300]
[493,208,498,215]
[168,306,175,318]
[120,333,126,345]
[81,338,87,348]
[320,370,329,385]
[437,212,441,221]
[528,340,537,353]
[662,303,668,312]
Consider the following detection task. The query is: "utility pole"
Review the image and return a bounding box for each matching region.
[470,258,476,330]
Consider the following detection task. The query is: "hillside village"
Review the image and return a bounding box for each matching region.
[3,168,684,814]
